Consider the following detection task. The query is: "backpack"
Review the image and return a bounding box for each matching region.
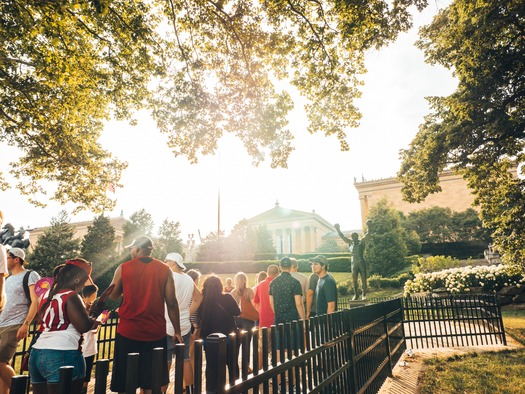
[22,270,33,305]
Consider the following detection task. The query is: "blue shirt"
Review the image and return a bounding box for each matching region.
[315,274,337,315]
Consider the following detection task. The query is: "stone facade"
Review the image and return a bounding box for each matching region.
[28,216,128,255]
[245,202,354,254]
[354,170,476,230]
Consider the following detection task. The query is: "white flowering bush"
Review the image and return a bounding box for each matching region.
[404,264,525,296]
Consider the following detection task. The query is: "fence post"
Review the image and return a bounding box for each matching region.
[174,343,185,394]
[126,352,140,394]
[94,359,110,394]
[194,339,204,394]
[10,375,28,394]
[383,302,393,376]
[205,333,227,394]
[241,330,250,380]
[151,347,164,394]
[343,309,358,394]
[57,366,73,394]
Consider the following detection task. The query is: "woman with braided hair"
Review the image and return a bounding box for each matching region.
[29,259,100,394]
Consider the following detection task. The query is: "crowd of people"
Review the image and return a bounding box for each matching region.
[0,209,339,394]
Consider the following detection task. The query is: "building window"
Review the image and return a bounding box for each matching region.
[276,235,283,254]
[283,234,292,254]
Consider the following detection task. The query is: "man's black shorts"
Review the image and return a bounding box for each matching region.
[110,333,168,392]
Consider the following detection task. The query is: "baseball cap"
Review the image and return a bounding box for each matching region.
[166,252,185,270]
[310,255,328,266]
[279,257,292,268]
[65,259,94,285]
[125,235,154,250]
[9,247,26,263]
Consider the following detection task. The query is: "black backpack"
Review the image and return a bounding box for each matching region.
[22,270,33,305]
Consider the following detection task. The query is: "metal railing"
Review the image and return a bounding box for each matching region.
[12,295,505,393]
[403,294,506,349]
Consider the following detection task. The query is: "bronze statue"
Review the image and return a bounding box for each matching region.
[334,220,372,300]
[0,224,30,249]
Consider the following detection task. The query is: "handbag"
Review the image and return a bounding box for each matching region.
[21,330,41,372]
[239,296,259,322]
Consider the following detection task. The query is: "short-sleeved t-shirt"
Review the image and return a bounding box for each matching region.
[315,274,338,316]
[253,277,275,328]
[269,272,302,325]
[166,272,195,337]
[308,274,319,314]
[0,270,41,327]
[0,245,7,275]
[290,272,308,301]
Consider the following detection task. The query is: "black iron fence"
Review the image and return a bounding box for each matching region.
[403,294,506,349]
[10,295,506,393]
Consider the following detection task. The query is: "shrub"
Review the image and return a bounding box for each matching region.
[413,255,461,274]
[367,275,401,289]
[396,272,414,286]
[404,264,525,295]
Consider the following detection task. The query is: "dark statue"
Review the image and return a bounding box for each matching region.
[0,224,30,249]
[334,220,372,300]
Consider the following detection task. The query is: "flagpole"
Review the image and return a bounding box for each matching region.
[217,152,221,238]
[217,186,221,238]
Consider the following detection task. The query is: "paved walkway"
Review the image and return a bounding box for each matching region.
[378,336,523,394]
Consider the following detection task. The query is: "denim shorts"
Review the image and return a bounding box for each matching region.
[166,332,191,361]
[29,348,86,384]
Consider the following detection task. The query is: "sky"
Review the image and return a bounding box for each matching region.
[1,1,458,245]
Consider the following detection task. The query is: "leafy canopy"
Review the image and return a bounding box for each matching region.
[1,0,427,213]
[398,0,525,266]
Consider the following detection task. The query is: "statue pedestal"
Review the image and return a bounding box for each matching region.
[347,300,369,309]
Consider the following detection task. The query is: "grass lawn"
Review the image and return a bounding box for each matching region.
[203,272,402,299]
[210,271,352,287]
[418,307,525,394]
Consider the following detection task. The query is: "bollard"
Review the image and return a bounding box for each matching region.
[194,339,203,394]
[126,352,140,394]
[58,366,73,394]
[227,332,238,386]
[205,333,227,394]
[151,347,164,394]
[174,343,185,394]
[10,375,28,394]
[94,359,110,394]
[241,330,250,380]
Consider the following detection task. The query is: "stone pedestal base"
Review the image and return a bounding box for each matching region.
[347,300,370,309]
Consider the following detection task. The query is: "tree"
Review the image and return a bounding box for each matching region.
[402,206,489,244]
[398,0,525,266]
[253,225,276,256]
[28,211,81,275]
[450,208,491,243]
[153,219,184,260]
[316,239,346,253]
[196,230,227,262]
[365,200,409,276]
[403,206,453,244]
[225,220,255,261]
[2,0,428,213]
[80,214,117,290]
[122,209,154,249]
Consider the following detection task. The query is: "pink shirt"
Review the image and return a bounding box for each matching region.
[253,277,275,328]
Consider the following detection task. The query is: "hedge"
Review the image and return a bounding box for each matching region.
[253,252,352,261]
[420,241,486,259]
[185,256,352,274]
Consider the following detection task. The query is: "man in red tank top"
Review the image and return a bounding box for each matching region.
[107,236,182,394]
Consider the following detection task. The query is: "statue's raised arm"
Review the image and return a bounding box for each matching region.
[334,223,352,245]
